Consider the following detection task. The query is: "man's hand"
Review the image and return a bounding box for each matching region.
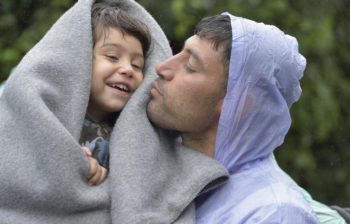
[82,147,108,186]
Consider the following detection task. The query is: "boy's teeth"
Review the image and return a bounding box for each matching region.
[110,83,129,91]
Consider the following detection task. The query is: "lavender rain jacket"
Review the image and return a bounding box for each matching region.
[196,13,320,224]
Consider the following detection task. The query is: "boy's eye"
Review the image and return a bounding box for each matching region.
[106,55,118,60]
[132,64,143,70]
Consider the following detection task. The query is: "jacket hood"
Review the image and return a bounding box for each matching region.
[215,13,306,173]
[195,13,319,224]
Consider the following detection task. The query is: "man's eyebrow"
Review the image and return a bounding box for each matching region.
[186,49,203,67]
[182,41,203,68]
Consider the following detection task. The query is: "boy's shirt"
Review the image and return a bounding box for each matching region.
[79,118,111,170]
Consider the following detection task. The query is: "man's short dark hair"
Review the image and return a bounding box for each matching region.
[91,2,151,56]
[194,14,232,70]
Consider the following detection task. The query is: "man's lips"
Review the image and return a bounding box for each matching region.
[151,81,162,96]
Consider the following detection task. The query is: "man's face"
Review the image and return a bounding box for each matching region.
[88,28,144,121]
[147,35,227,140]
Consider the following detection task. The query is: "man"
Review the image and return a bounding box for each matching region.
[148,12,346,223]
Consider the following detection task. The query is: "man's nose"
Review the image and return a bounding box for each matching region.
[155,55,178,81]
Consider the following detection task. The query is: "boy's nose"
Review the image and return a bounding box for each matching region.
[118,61,133,77]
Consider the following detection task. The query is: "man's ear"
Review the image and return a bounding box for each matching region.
[216,91,256,122]
[216,93,226,118]
[240,92,256,120]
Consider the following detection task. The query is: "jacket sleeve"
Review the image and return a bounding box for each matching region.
[240,203,321,224]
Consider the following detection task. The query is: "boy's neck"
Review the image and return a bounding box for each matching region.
[86,109,106,122]
[86,112,118,127]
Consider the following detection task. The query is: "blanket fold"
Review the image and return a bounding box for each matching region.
[0,0,228,223]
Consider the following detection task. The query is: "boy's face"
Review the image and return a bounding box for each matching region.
[88,27,144,121]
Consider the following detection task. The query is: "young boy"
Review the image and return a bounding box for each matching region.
[80,2,151,186]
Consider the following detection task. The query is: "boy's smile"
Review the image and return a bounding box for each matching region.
[87,27,144,122]
[107,83,130,94]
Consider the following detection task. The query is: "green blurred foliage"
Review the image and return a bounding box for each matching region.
[0,0,349,206]
[0,0,75,81]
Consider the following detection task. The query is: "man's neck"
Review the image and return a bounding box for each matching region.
[181,132,216,158]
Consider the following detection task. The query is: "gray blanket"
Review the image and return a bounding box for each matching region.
[0,0,228,223]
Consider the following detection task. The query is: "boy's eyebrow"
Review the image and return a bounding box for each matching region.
[100,43,144,57]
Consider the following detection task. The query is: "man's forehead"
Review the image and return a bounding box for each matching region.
[183,35,202,50]
[183,35,221,66]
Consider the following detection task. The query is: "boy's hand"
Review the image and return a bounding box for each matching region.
[82,147,108,186]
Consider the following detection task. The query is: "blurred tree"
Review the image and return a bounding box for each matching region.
[0,0,75,81]
[0,0,348,206]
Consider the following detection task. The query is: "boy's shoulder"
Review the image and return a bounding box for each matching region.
[80,118,112,143]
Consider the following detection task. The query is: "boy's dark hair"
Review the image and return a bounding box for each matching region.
[91,2,151,56]
[194,14,232,71]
